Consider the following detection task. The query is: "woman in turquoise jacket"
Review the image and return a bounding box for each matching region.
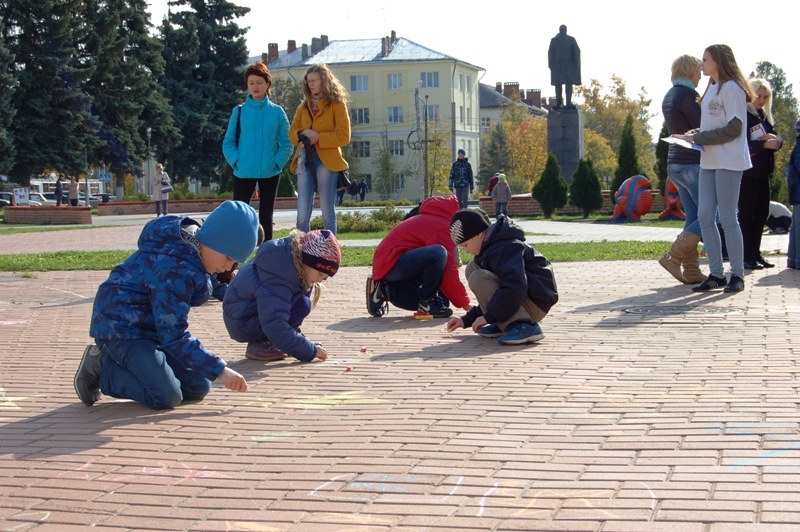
[223,60,293,240]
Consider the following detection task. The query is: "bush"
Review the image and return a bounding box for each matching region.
[771,175,789,205]
[309,205,407,233]
[532,154,568,218]
[569,159,604,218]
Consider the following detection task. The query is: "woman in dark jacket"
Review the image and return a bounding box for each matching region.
[658,54,706,285]
[738,78,783,269]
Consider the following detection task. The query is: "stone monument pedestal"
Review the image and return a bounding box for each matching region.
[547,108,584,184]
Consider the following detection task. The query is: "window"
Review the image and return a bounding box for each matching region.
[364,174,372,190]
[458,74,464,91]
[387,73,402,90]
[390,140,404,156]
[354,141,371,157]
[396,174,406,191]
[350,108,370,124]
[481,116,491,129]
[388,106,404,123]
[420,71,439,88]
[467,108,472,126]
[459,106,464,124]
[425,104,440,121]
[466,75,472,92]
[350,75,369,92]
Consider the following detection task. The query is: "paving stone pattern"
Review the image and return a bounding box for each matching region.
[2,254,800,530]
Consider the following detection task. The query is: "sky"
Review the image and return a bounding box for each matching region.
[147,0,798,137]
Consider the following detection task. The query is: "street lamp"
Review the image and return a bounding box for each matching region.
[146,127,152,197]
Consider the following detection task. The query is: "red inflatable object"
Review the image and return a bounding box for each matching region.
[614,175,653,222]
[659,177,685,221]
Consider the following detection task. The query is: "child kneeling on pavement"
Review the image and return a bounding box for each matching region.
[222,229,339,362]
[74,200,260,409]
[446,209,558,345]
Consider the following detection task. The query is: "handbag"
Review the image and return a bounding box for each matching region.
[223,104,243,178]
[337,169,351,191]
[161,183,174,194]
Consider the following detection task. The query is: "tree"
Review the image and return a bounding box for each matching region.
[478,123,509,192]
[750,61,799,192]
[610,114,642,201]
[373,130,413,199]
[582,128,616,187]
[499,96,548,193]
[83,0,180,191]
[0,18,15,173]
[426,118,452,197]
[4,0,96,183]
[160,0,250,184]
[654,122,669,194]
[576,75,655,178]
[569,158,603,218]
[532,154,568,218]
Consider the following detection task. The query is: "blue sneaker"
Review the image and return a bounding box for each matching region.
[498,322,544,345]
[478,323,504,338]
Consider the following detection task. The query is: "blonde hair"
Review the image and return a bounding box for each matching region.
[671,54,701,83]
[701,44,754,103]
[302,64,348,104]
[749,78,775,125]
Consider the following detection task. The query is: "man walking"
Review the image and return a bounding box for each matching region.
[449,149,473,209]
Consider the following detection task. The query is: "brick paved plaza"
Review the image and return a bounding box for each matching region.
[1,219,799,530]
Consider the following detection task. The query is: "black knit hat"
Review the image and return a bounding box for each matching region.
[450,208,491,245]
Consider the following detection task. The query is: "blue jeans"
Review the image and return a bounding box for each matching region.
[296,150,338,234]
[698,168,744,277]
[381,245,447,311]
[495,202,508,217]
[453,186,470,209]
[97,338,211,410]
[667,163,701,238]
[788,206,800,268]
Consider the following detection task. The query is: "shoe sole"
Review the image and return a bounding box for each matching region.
[245,352,288,362]
[478,331,504,338]
[498,332,545,345]
[74,345,101,406]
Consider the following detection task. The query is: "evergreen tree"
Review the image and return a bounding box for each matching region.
[569,158,603,218]
[654,122,669,194]
[532,153,567,218]
[84,0,180,190]
[0,18,16,173]
[610,114,642,202]
[4,0,96,183]
[160,0,250,185]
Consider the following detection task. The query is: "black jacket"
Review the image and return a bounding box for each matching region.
[462,216,558,327]
[743,109,778,180]
[662,84,701,166]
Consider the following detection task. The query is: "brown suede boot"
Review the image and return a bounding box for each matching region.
[659,236,688,283]
[679,232,707,284]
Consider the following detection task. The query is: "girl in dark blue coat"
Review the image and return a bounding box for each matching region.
[223,229,340,362]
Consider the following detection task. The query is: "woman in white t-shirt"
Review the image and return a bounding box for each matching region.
[675,44,753,293]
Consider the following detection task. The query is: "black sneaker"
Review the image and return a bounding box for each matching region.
[418,297,453,318]
[724,275,745,293]
[74,344,103,406]
[366,276,388,317]
[692,274,727,292]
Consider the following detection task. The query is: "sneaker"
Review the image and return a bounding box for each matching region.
[478,323,504,338]
[723,275,745,293]
[418,297,453,318]
[692,274,727,292]
[498,322,544,345]
[74,344,103,406]
[245,341,288,362]
[366,276,388,317]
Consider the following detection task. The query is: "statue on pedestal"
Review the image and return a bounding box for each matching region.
[548,25,581,109]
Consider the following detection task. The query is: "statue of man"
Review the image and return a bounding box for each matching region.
[548,25,581,108]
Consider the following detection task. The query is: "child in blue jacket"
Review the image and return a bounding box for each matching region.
[223,229,340,362]
[74,200,260,409]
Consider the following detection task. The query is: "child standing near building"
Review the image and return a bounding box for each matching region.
[446,209,558,345]
[223,229,340,362]
[491,173,511,218]
[74,200,260,409]
[787,118,800,269]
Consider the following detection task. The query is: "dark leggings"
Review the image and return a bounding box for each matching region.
[233,176,280,241]
[738,175,770,262]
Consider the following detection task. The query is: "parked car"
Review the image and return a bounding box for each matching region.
[0,191,42,206]
[29,192,56,205]
[42,192,67,203]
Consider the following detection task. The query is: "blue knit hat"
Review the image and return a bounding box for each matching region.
[197,200,259,262]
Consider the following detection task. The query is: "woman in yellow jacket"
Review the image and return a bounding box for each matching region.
[289,64,351,234]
